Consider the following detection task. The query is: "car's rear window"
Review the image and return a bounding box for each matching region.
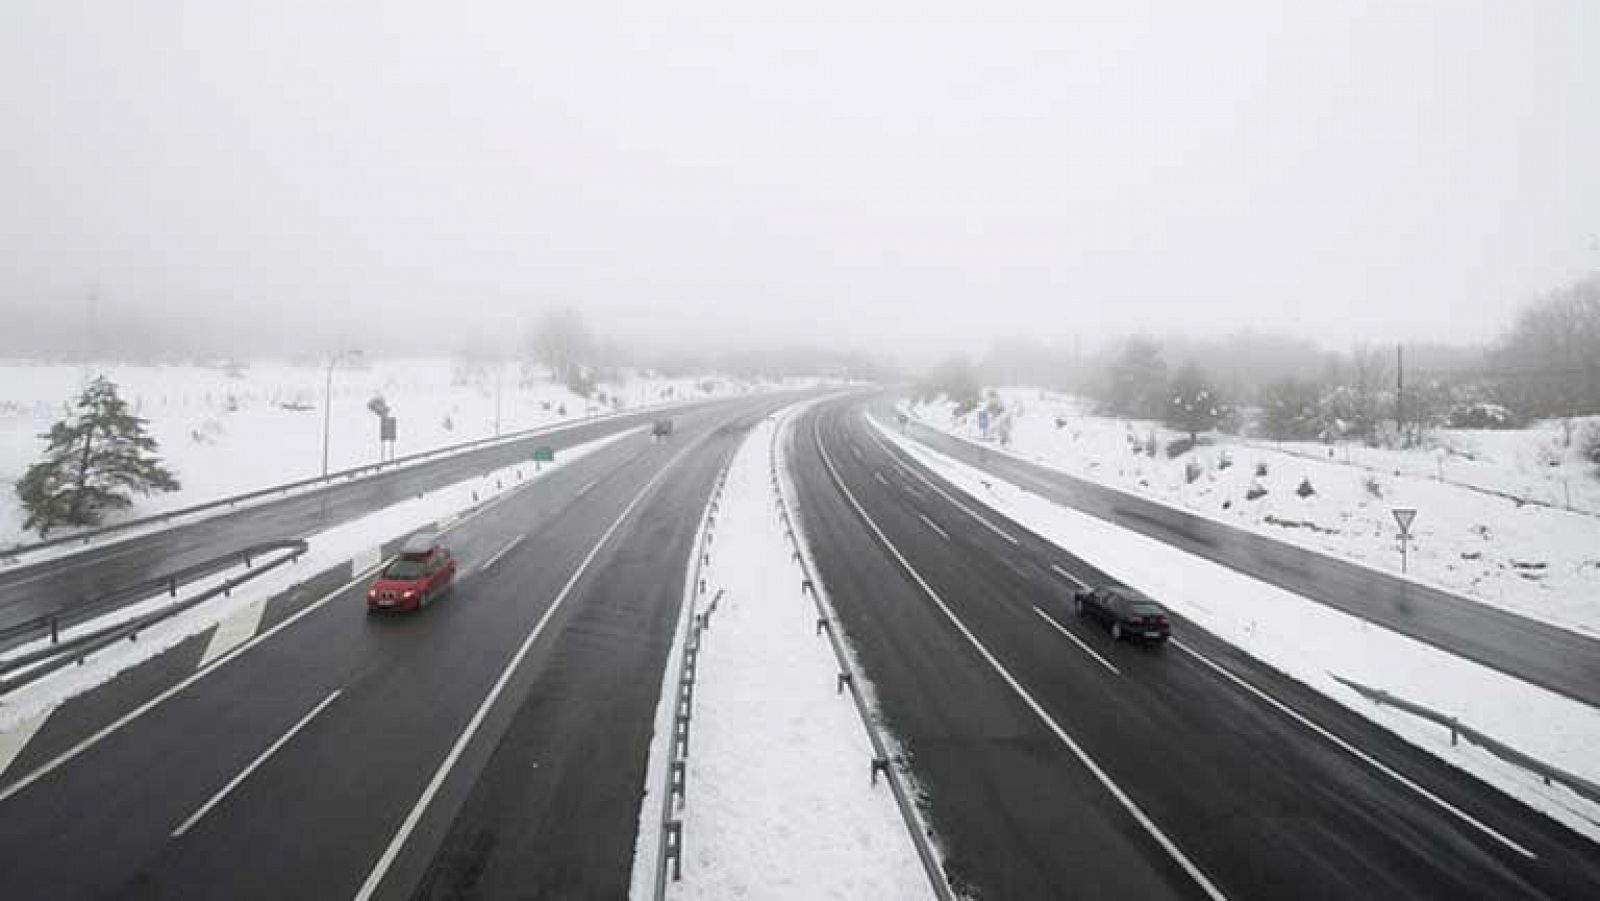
[1130,603,1164,617]
[383,558,427,580]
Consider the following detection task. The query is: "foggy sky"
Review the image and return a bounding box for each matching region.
[3,1,1595,363]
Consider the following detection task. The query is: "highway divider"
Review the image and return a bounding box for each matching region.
[1333,674,1600,808]
[0,394,738,565]
[0,540,306,695]
[771,403,954,901]
[649,456,733,897]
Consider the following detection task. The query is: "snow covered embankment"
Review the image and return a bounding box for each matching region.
[873,415,1600,844]
[0,428,632,735]
[631,411,929,901]
[0,359,780,552]
[908,391,1600,638]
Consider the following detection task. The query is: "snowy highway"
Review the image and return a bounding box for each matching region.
[786,395,1600,900]
[0,397,742,634]
[894,405,1600,712]
[1,391,1598,900]
[0,394,793,899]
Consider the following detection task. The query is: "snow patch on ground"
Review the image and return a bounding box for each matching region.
[875,414,1600,844]
[653,411,929,900]
[0,428,629,733]
[909,390,1600,637]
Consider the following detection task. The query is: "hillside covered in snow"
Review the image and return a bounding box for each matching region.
[908,388,1600,636]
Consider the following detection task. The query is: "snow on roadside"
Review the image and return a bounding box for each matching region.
[0,428,634,733]
[908,391,1600,638]
[653,411,929,900]
[873,415,1600,843]
[0,359,787,550]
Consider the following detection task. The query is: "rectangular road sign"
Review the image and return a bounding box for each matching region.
[532,445,555,463]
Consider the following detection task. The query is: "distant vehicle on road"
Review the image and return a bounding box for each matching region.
[651,417,674,438]
[368,532,456,612]
[1073,584,1170,642]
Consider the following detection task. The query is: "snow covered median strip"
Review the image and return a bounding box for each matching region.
[631,408,931,901]
[872,414,1600,843]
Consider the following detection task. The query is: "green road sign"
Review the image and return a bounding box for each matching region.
[532,445,556,463]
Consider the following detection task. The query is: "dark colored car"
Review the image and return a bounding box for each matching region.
[367,532,456,612]
[1073,584,1170,642]
[651,417,674,438]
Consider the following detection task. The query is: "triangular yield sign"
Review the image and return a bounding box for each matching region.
[1392,507,1417,534]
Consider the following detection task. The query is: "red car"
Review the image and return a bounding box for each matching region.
[368,532,456,612]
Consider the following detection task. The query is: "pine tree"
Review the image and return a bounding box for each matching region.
[1165,362,1224,444]
[15,376,180,536]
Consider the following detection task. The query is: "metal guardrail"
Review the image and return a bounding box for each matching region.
[1333,674,1600,808]
[1,397,718,561]
[0,539,306,695]
[652,457,733,898]
[771,405,953,901]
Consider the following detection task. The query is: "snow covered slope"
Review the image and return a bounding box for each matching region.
[0,359,773,547]
[909,389,1600,637]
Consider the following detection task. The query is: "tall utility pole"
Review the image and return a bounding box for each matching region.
[322,349,362,478]
[1395,344,1405,448]
[494,364,504,438]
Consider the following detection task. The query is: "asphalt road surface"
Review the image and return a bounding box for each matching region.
[786,395,1600,900]
[0,394,791,900]
[0,397,770,632]
[890,402,1600,711]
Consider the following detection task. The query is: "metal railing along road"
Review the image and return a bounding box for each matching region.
[772,404,953,901]
[1,397,726,561]
[1334,674,1600,808]
[0,539,306,695]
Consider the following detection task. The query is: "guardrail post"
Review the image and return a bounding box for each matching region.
[870,756,890,786]
[801,579,813,596]
[49,616,59,645]
[675,711,692,758]
[1450,718,1459,746]
[837,671,852,694]
[671,759,687,805]
[665,820,684,881]
[815,617,829,635]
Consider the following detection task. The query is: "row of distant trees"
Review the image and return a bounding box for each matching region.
[918,273,1600,457]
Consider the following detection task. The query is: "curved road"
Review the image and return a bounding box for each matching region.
[890,401,1600,710]
[787,395,1600,900]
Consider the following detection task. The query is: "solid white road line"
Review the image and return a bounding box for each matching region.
[874,471,889,486]
[1033,607,1120,676]
[172,689,342,838]
[352,439,700,901]
[1050,563,1089,590]
[0,454,555,805]
[1170,639,1537,860]
[863,426,1019,545]
[0,566,377,804]
[815,422,1228,901]
[480,535,526,573]
[198,599,268,668]
[0,710,51,782]
[577,479,599,496]
[918,514,950,541]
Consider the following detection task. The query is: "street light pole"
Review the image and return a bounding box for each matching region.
[321,349,361,479]
[494,364,503,438]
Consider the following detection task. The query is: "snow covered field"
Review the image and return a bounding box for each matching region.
[634,410,928,901]
[0,427,627,740]
[0,359,771,549]
[908,390,1600,637]
[874,416,1600,844]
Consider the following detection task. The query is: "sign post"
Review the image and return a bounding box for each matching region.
[1392,507,1417,574]
[532,445,555,471]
